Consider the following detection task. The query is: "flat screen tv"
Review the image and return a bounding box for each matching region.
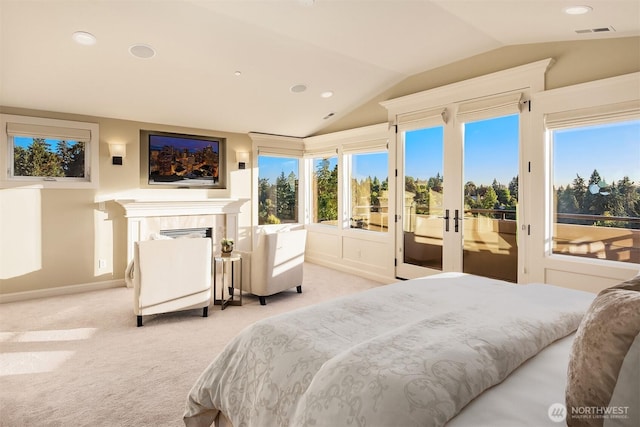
[141,130,225,188]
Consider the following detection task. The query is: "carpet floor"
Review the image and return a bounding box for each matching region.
[0,262,384,427]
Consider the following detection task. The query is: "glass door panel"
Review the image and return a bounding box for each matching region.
[400,126,445,275]
[462,114,519,282]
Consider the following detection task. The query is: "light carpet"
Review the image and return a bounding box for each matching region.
[0,262,385,427]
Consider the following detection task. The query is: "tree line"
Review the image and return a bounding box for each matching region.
[14,138,85,178]
[258,171,298,224]
[260,161,639,230]
[556,169,639,229]
[407,174,518,219]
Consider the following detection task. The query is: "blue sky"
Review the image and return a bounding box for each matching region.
[406,116,639,188]
[463,114,519,186]
[14,136,81,150]
[352,152,387,181]
[259,117,639,188]
[553,120,640,187]
[259,156,299,183]
[405,115,518,186]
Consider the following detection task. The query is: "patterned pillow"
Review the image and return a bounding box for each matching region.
[566,275,640,426]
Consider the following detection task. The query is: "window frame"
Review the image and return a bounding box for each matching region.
[1,114,99,189]
[530,72,640,286]
[307,154,339,227]
[344,148,390,234]
[547,114,640,265]
[256,154,301,225]
[250,132,305,231]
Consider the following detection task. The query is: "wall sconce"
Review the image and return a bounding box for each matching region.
[236,151,249,170]
[109,143,126,165]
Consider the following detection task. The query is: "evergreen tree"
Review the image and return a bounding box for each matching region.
[371,176,381,211]
[381,177,388,191]
[491,178,501,193]
[57,140,72,174]
[572,174,587,213]
[617,176,639,218]
[482,186,498,210]
[584,169,608,217]
[257,178,272,224]
[508,176,519,201]
[26,138,64,177]
[315,159,338,221]
[496,187,512,207]
[275,171,297,221]
[557,185,580,215]
[66,141,85,177]
[13,146,29,176]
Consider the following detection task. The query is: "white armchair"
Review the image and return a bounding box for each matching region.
[127,237,213,327]
[242,227,307,305]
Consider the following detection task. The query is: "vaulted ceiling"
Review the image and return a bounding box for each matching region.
[1,0,638,137]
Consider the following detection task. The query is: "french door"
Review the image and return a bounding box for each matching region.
[396,110,522,282]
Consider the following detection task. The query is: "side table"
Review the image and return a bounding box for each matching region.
[213,254,243,310]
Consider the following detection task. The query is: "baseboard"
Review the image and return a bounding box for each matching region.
[0,279,125,304]
[306,257,395,285]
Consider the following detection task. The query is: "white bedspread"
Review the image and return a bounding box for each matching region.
[184,273,594,427]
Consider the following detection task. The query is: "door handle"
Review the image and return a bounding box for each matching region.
[454,209,460,232]
[439,209,450,232]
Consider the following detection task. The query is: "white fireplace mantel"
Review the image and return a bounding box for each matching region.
[116,198,246,218]
[115,198,248,262]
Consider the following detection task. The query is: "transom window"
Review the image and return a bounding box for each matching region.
[1,114,99,189]
[13,136,85,179]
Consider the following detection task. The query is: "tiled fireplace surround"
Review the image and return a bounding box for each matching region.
[116,198,246,262]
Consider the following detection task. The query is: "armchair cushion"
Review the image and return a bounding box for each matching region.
[245,227,306,301]
[131,237,212,323]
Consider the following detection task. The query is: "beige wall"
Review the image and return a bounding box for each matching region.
[317,37,640,135]
[0,107,252,295]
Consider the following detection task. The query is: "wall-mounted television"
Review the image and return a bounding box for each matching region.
[141,130,226,188]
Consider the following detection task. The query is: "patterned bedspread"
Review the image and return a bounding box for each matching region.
[184,273,594,427]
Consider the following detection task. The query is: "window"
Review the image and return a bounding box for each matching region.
[348,151,389,232]
[310,156,338,226]
[258,155,299,224]
[1,114,99,188]
[551,119,640,264]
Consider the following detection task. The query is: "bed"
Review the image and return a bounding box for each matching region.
[183,272,639,427]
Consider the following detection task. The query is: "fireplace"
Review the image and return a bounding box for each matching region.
[116,198,246,261]
[159,227,212,239]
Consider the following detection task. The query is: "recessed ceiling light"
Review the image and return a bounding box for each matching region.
[129,44,156,59]
[290,84,307,93]
[564,5,593,15]
[72,31,97,46]
[234,71,242,76]
[320,91,334,98]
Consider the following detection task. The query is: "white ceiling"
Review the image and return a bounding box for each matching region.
[1,0,638,137]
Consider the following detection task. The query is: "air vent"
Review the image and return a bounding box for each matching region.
[576,26,616,34]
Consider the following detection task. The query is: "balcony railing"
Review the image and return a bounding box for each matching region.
[404,209,639,265]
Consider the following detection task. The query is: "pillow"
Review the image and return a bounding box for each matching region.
[566,275,640,426]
